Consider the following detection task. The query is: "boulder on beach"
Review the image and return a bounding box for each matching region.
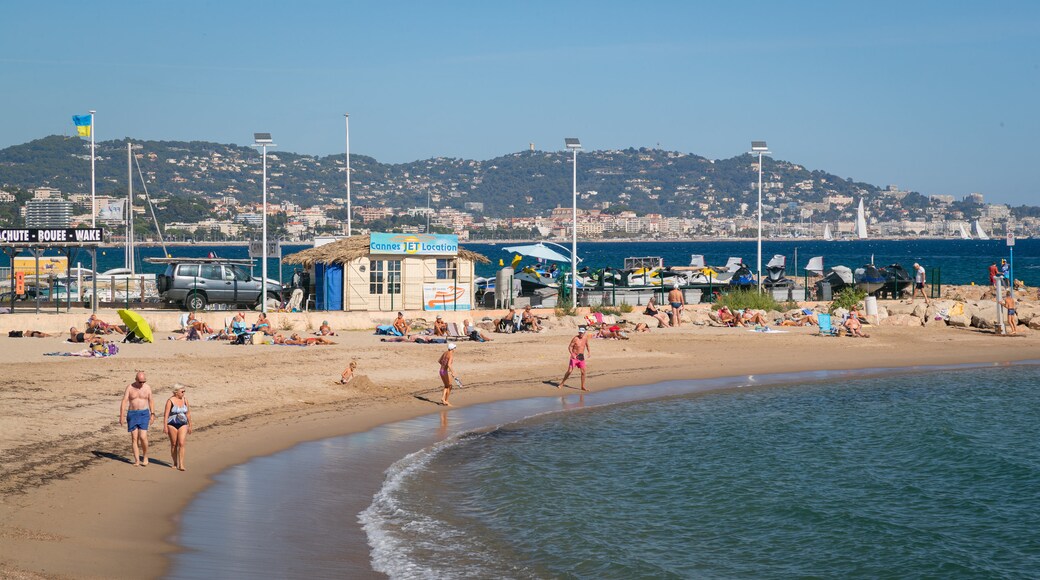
[947,314,970,327]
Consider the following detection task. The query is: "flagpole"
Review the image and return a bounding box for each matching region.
[90,110,96,228]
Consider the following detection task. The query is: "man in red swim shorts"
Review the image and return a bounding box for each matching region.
[557,327,591,392]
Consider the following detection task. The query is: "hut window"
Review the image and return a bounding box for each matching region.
[369,260,402,294]
[436,258,457,280]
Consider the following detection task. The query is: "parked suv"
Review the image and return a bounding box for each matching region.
[152,258,282,311]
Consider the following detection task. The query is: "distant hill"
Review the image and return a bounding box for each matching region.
[0,135,1025,227]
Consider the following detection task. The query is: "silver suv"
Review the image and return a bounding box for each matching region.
[150,258,282,311]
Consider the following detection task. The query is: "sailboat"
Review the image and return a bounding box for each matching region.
[823,223,833,241]
[974,220,990,240]
[856,199,868,239]
[959,224,972,240]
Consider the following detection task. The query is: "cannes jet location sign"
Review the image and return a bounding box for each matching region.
[370,233,458,256]
[0,228,104,244]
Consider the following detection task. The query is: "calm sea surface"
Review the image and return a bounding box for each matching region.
[57,239,1037,286]
[170,364,1040,579]
[364,365,1040,579]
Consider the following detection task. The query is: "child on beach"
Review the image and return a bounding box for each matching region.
[340,361,358,384]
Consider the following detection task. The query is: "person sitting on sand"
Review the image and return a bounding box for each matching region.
[252,312,273,335]
[741,309,768,326]
[643,296,671,328]
[340,360,358,384]
[318,320,336,336]
[393,312,410,336]
[463,319,493,342]
[498,308,518,332]
[162,384,192,471]
[86,314,126,335]
[69,327,96,343]
[432,315,449,336]
[843,307,869,338]
[187,313,215,335]
[521,305,542,332]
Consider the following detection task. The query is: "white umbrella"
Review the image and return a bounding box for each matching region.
[502,243,572,263]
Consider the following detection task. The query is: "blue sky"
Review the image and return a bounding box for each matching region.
[2,1,1038,204]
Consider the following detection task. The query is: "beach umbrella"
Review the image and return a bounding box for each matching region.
[117,309,154,343]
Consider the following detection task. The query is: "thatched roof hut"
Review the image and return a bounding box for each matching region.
[283,234,489,268]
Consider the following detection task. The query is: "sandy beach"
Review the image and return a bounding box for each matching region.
[0,304,1037,579]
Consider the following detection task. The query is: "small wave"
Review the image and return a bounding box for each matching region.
[360,429,524,580]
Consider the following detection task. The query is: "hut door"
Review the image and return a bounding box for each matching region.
[369,259,402,311]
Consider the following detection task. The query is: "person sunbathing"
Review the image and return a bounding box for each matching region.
[187,312,215,334]
[717,307,743,327]
[643,297,671,328]
[287,332,335,346]
[633,322,651,332]
[498,308,518,332]
[597,324,628,340]
[779,311,819,327]
[393,312,410,336]
[843,308,869,338]
[252,313,274,335]
[432,315,449,336]
[318,320,336,336]
[17,330,53,338]
[741,309,768,326]
[86,314,126,334]
[463,319,493,342]
[521,305,542,332]
[69,327,97,343]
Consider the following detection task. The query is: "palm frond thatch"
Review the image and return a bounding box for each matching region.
[283,234,489,267]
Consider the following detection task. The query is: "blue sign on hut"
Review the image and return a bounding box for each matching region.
[282,234,489,312]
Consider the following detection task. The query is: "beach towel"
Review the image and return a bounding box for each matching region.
[375,324,402,336]
[746,327,788,334]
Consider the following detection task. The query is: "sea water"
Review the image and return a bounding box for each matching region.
[70,239,1037,286]
[362,365,1040,579]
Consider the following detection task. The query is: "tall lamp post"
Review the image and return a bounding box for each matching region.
[252,133,275,314]
[344,113,352,236]
[750,140,770,292]
[565,138,581,305]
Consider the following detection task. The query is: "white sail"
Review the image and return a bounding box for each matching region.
[856,199,868,239]
[959,224,971,240]
[974,220,990,240]
[823,223,833,241]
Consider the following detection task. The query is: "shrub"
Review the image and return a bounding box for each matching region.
[829,287,867,313]
[715,289,780,312]
[554,298,576,317]
[591,302,634,316]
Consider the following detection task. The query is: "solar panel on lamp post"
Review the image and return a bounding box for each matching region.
[565,138,581,306]
[252,133,275,314]
[750,141,770,293]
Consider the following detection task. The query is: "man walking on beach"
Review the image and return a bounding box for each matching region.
[911,263,930,305]
[118,371,155,467]
[438,343,457,406]
[668,284,685,327]
[558,327,591,392]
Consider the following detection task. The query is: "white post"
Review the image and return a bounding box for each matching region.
[996,278,1006,335]
[572,147,578,305]
[261,143,268,315]
[757,151,763,293]
[345,113,352,237]
[90,110,96,227]
[127,142,132,272]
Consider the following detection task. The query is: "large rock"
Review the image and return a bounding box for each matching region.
[971,315,995,330]
[886,302,916,316]
[1015,304,1038,324]
[1028,318,1040,331]
[947,314,970,327]
[881,313,915,327]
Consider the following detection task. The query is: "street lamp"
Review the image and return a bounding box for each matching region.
[252,132,275,314]
[344,113,352,236]
[750,140,770,292]
[565,137,581,305]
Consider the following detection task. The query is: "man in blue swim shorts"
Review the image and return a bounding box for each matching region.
[119,371,155,466]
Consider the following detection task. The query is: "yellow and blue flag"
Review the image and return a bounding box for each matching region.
[72,114,92,137]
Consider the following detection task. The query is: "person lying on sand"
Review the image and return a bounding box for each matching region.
[285,332,335,346]
[69,327,97,343]
[10,330,53,338]
[380,335,447,344]
[596,324,628,340]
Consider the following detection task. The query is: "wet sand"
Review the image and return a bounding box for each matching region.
[0,309,1037,579]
